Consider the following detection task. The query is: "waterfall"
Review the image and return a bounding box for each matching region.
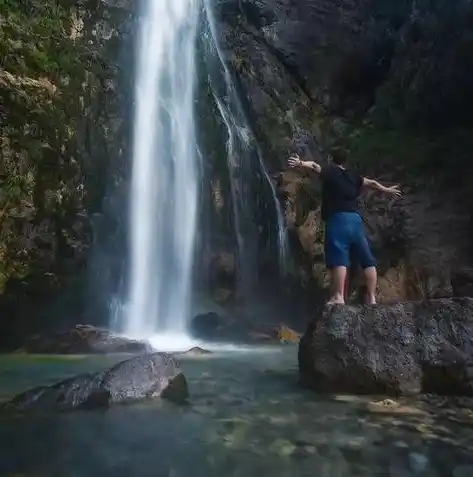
[123,0,199,345]
[201,1,289,296]
[121,0,288,346]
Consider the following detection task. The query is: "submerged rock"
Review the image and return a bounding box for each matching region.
[366,400,427,417]
[299,298,473,396]
[409,452,430,473]
[454,465,473,477]
[21,325,152,355]
[172,347,212,357]
[2,353,189,412]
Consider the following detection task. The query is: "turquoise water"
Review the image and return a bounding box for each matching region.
[0,347,472,476]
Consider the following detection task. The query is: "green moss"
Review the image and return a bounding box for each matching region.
[0,0,113,291]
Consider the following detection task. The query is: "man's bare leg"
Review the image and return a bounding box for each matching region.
[327,266,347,304]
[363,266,377,304]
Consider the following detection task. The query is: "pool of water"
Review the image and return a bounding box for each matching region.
[0,346,472,476]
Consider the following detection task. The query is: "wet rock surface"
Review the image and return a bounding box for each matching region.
[190,312,300,344]
[299,297,473,396]
[190,312,229,341]
[2,353,188,412]
[20,325,152,355]
[172,347,213,358]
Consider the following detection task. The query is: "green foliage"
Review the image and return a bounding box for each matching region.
[345,122,473,187]
[1,174,34,204]
[0,0,112,290]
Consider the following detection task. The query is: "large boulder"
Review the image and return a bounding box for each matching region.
[21,325,152,354]
[2,353,189,412]
[189,312,252,342]
[298,298,473,396]
[190,312,228,341]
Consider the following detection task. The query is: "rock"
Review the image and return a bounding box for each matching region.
[394,441,409,449]
[299,298,473,396]
[189,312,255,343]
[189,312,301,344]
[366,400,427,417]
[268,438,297,457]
[173,347,212,357]
[451,268,473,297]
[190,311,263,343]
[2,353,189,412]
[408,453,429,473]
[277,325,301,343]
[212,288,233,304]
[454,466,473,477]
[248,324,301,343]
[189,312,228,341]
[21,325,152,355]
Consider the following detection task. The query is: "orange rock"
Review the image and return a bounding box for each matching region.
[277,326,301,343]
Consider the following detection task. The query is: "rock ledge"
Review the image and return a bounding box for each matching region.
[298,298,473,396]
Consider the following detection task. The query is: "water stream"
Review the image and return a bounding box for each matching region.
[201,1,289,296]
[123,0,289,345]
[124,0,199,343]
[1,349,473,476]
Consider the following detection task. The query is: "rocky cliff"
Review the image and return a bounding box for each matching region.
[0,0,134,348]
[2,0,473,344]
[211,0,473,306]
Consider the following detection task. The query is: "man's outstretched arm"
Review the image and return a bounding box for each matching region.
[288,154,322,173]
[363,177,402,199]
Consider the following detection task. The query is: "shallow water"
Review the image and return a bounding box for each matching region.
[0,347,472,477]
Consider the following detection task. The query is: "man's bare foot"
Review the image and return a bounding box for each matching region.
[365,294,377,305]
[326,294,345,306]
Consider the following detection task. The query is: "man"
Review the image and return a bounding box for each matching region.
[288,148,401,305]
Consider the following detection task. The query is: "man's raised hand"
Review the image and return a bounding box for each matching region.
[288,154,301,168]
[385,184,402,199]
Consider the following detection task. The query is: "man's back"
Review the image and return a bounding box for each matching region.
[320,164,363,221]
[288,151,401,305]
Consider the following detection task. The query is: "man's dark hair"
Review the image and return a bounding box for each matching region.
[330,147,348,165]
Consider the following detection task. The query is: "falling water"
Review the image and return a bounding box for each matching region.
[124,0,199,345]
[201,1,289,293]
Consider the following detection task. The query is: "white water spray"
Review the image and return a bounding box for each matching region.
[201,1,289,285]
[124,0,199,346]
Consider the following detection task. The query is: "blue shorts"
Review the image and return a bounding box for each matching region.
[324,212,376,269]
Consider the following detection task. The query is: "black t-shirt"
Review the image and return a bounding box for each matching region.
[320,164,363,221]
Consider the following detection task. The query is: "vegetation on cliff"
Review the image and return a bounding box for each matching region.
[0,0,132,347]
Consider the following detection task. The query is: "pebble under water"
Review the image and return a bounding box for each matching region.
[0,346,473,477]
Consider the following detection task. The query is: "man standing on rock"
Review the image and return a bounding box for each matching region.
[288,148,401,305]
